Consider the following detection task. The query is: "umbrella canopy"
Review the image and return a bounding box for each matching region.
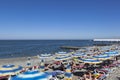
[54,55,71,61]
[0,64,23,76]
[93,54,112,60]
[104,51,120,56]
[79,58,102,64]
[10,70,52,80]
[55,52,70,56]
[72,52,85,57]
[40,54,52,59]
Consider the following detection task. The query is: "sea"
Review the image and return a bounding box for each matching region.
[0,40,112,59]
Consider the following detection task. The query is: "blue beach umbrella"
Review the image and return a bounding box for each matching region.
[0,64,23,76]
[80,58,102,64]
[40,54,52,59]
[104,51,120,56]
[55,52,70,56]
[40,54,53,62]
[10,70,52,80]
[72,52,85,57]
[54,55,71,61]
[93,54,112,60]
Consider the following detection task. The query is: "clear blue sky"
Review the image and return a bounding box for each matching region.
[0,0,120,40]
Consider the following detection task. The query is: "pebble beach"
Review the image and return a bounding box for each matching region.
[0,55,120,80]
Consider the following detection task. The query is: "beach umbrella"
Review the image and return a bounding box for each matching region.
[93,54,112,60]
[0,64,23,76]
[10,70,52,80]
[40,54,53,62]
[54,55,72,61]
[40,54,53,61]
[79,58,102,64]
[72,52,85,57]
[40,54,52,59]
[55,52,70,56]
[104,51,120,56]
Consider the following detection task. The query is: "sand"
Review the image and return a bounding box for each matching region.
[0,56,120,80]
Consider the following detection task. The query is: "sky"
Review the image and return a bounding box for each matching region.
[0,0,120,40]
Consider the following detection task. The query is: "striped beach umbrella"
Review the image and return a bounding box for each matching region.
[10,70,52,80]
[40,54,52,59]
[72,52,85,57]
[104,51,120,56]
[79,58,102,64]
[40,54,53,62]
[93,54,112,60]
[65,64,72,80]
[0,64,23,76]
[54,55,71,61]
[55,52,70,56]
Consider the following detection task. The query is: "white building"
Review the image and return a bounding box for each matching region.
[93,39,120,41]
